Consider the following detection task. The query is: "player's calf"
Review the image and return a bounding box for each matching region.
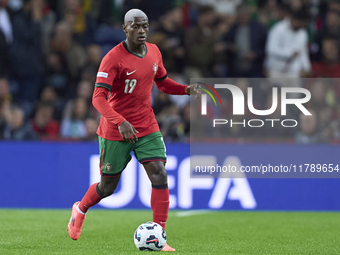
[97,174,121,197]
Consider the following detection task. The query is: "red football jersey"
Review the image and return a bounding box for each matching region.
[95,41,168,141]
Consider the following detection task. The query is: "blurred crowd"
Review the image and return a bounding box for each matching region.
[0,0,339,143]
[191,78,340,144]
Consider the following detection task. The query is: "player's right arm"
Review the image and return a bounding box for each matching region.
[92,87,138,143]
[93,51,138,143]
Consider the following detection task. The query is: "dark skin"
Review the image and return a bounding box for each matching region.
[123,16,149,56]
[98,11,200,197]
[120,15,200,144]
[98,161,167,197]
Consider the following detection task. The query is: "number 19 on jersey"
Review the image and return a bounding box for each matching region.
[125,79,137,93]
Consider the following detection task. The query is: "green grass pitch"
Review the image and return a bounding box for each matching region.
[0,209,339,254]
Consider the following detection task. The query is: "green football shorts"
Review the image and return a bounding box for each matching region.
[98,131,167,177]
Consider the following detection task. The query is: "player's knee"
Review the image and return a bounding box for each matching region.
[150,168,167,185]
[144,161,167,185]
[98,183,117,198]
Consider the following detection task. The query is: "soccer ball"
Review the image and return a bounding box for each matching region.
[134,222,167,251]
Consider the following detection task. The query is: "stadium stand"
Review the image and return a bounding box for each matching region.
[0,0,339,143]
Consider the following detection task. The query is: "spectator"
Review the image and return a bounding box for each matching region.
[0,77,10,105]
[0,30,8,77]
[0,0,11,77]
[295,110,321,144]
[74,79,93,103]
[50,21,86,81]
[181,102,190,139]
[60,97,88,138]
[84,44,102,71]
[153,91,173,117]
[312,11,340,61]
[184,98,215,140]
[312,36,340,77]
[318,106,335,143]
[3,104,38,140]
[123,0,172,22]
[83,117,98,142]
[63,79,97,120]
[31,103,60,140]
[38,86,64,120]
[191,0,242,17]
[290,0,307,12]
[60,0,96,46]
[222,5,267,77]
[257,0,284,29]
[333,102,340,141]
[80,44,102,84]
[308,79,336,111]
[44,51,70,94]
[160,104,185,142]
[7,0,22,11]
[88,0,120,25]
[185,5,220,77]
[0,0,13,44]
[154,91,187,142]
[265,8,311,79]
[151,8,186,73]
[9,0,57,55]
[0,77,10,138]
[328,0,340,14]
[9,0,44,107]
[79,65,97,88]
[40,0,56,55]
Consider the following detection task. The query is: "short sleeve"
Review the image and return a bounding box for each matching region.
[95,52,118,90]
[154,46,167,82]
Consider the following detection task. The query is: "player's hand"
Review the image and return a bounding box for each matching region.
[185,84,201,99]
[118,121,139,143]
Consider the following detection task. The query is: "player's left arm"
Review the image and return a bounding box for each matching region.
[155,77,200,97]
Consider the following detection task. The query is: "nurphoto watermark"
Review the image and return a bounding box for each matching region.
[189,78,340,178]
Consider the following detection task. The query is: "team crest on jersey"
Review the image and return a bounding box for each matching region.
[152,63,158,76]
[105,163,112,172]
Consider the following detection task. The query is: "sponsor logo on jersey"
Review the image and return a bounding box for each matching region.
[97,72,108,78]
[127,70,137,75]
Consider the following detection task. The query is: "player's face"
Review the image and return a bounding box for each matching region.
[125,17,149,45]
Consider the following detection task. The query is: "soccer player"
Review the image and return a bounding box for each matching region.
[67,9,198,252]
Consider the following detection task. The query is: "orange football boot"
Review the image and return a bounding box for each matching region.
[162,243,176,251]
[67,201,86,240]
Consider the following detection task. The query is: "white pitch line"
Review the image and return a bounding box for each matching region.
[175,210,213,217]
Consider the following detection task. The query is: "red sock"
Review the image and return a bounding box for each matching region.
[151,186,169,229]
[78,183,102,214]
